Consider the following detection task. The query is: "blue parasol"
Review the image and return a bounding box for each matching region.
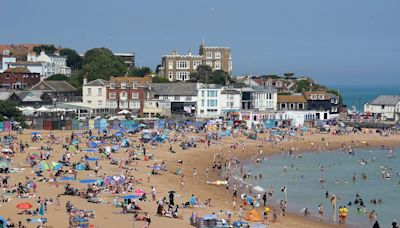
[85,157,99,161]
[122,195,140,200]
[58,176,75,181]
[82,148,97,153]
[79,179,98,184]
[31,132,40,135]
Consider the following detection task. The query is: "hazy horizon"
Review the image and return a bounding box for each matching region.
[2,0,399,86]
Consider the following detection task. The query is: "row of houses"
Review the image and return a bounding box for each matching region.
[76,76,340,126]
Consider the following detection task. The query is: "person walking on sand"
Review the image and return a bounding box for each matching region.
[193,168,197,182]
[151,186,156,201]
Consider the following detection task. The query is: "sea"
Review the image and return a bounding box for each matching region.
[245,148,400,228]
[329,85,400,113]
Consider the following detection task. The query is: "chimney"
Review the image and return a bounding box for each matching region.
[83,73,87,85]
[172,49,177,56]
[188,49,192,56]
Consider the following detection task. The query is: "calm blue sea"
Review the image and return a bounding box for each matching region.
[329,85,400,112]
[246,148,400,228]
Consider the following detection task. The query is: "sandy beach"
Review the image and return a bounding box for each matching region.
[1,128,399,228]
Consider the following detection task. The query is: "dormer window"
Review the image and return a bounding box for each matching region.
[132,83,138,89]
[121,83,127,89]
[110,83,115,89]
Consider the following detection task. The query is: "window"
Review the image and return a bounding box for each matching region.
[281,103,286,109]
[311,94,317,100]
[206,61,212,67]
[176,71,189,81]
[97,88,102,96]
[201,100,205,107]
[207,90,217,97]
[174,96,180,101]
[206,52,212,59]
[87,100,92,104]
[381,105,385,109]
[120,92,127,99]
[193,60,202,70]
[87,88,92,96]
[201,91,205,97]
[110,83,115,89]
[98,100,102,106]
[132,92,139,99]
[168,60,173,70]
[109,92,116,99]
[215,61,221,70]
[119,101,127,108]
[318,95,324,100]
[130,101,140,108]
[121,83,127,89]
[168,71,173,80]
[299,103,304,109]
[162,95,168,100]
[185,96,191,101]
[215,52,221,59]
[207,99,217,107]
[176,61,189,69]
[132,83,138,89]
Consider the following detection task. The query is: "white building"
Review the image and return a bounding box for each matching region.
[27,51,71,78]
[219,88,242,115]
[0,55,16,73]
[241,86,278,111]
[82,78,109,116]
[152,83,198,115]
[196,85,242,118]
[364,95,400,122]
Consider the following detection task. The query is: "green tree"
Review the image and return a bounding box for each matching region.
[0,101,26,124]
[295,79,312,93]
[152,76,170,83]
[33,45,57,55]
[45,74,69,81]
[189,65,231,85]
[128,67,152,77]
[60,48,83,70]
[82,48,128,81]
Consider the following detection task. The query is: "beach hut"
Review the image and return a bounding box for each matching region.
[4,121,11,132]
[88,119,95,130]
[43,119,53,130]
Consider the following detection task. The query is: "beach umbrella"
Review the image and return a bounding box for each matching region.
[0,216,7,227]
[79,179,98,184]
[151,165,162,171]
[233,221,249,228]
[203,214,217,220]
[85,157,99,161]
[58,176,75,181]
[134,189,145,195]
[250,223,267,228]
[31,132,40,135]
[16,202,33,209]
[168,190,176,194]
[75,164,86,171]
[252,186,265,193]
[118,110,131,115]
[0,159,10,169]
[82,148,96,153]
[122,195,140,200]
[51,162,63,170]
[114,132,123,137]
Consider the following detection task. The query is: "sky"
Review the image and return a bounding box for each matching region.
[2,0,400,86]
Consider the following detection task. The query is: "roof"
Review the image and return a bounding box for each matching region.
[30,81,77,92]
[278,95,307,103]
[0,92,12,100]
[368,95,400,106]
[153,83,197,96]
[4,67,31,74]
[221,89,241,95]
[84,79,108,87]
[241,86,277,92]
[10,61,43,66]
[304,91,329,100]
[110,76,152,85]
[14,91,44,102]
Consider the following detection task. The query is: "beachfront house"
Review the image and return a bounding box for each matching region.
[277,95,308,111]
[152,82,198,116]
[0,67,41,90]
[196,84,223,118]
[27,51,71,78]
[364,95,400,122]
[304,91,340,118]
